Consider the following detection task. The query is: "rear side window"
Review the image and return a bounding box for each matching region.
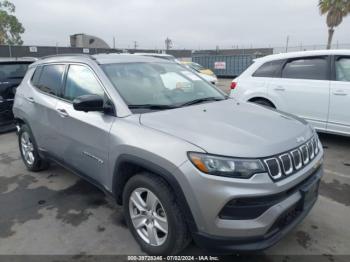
[31,66,43,86]
[35,64,65,95]
[282,57,328,80]
[252,60,283,78]
[335,57,350,82]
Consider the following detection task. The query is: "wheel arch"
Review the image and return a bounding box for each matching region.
[112,154,198,232]
[248,96,276,108]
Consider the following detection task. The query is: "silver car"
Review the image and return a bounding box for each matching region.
[13,54,324,255]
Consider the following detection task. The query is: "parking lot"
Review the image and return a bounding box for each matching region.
[0,79,349,258]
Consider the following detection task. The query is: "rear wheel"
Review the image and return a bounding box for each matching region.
[18,124,49,171]
[123,173,190,255]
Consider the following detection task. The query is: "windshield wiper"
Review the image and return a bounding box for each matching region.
[178,97,225,107]
[128,104,177,110]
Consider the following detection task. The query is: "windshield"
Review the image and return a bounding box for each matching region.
[101,62,225,109]
[0,63,30,80]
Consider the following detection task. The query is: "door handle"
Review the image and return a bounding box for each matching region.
[274,86,285,91]
[26,97,35,103]
[56,108,69,118]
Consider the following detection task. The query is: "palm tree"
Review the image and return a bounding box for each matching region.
[319,0,350,49]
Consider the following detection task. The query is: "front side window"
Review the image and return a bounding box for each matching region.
[282,57,328,80]
[36,64,65,95]
[63,65,105,101]
[101,62,225,108]
[253,60,283,78]
[336,57,350,82]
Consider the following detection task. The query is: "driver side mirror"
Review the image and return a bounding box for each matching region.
[73,94,104,112]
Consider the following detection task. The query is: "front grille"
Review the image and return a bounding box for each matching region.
[264,136,320,181]
[265,158,281,179]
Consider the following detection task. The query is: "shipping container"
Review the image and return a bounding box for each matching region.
[192,54,256,77]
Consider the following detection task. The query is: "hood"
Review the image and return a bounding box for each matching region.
[140,99,313,158]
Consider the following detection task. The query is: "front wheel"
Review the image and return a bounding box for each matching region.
[123,173,191,255]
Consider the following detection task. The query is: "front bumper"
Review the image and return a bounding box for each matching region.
[175,149,323,252]
[192,166,322,252]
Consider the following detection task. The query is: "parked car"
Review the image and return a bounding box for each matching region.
[181,61,218,85]
[181,61,215,76]
[0,57,36,133]
[13,54,323,255]
[230,50,350,136]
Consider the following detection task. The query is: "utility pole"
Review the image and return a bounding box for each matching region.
[113,36,116,49]
[285,35,290,53]
[165,37,172,50]
[8,44,12,58]
[133,41,138,50]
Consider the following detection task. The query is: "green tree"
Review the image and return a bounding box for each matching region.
[0,0,25,45]
[319,0,350,49]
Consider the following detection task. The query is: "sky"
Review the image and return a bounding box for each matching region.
[10,0,350,50]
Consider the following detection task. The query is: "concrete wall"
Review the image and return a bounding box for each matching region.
[0,45,121,58]
[0,45,193,58]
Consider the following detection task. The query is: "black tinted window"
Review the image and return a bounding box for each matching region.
[282,57,328,80]
[64,65,104,101]
[253,60,283,77]
[31,66,42,86]
[336,57,350,82]
[0,62,30,80]
[36,65,65,95]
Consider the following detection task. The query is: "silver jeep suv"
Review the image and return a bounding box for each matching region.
[13,54,324,255]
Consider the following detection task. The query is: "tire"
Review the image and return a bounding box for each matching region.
[18,124,49,172]
[252,99,275,108]
[123,172,191,255]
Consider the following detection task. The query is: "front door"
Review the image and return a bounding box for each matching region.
[56,64,115,187]
[328,56,350,134]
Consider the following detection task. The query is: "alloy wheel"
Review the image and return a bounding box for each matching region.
[21,131,35,165]
[129,188,168,246]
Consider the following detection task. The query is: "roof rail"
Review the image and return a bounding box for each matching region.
[40,53,96,60]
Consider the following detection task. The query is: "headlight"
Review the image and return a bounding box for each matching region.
[188,152,266,178]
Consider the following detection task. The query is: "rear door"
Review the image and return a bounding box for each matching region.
[55,64,115,185]
[268,56,330,131]
[328,56,350,134]
[28,64,66,157]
